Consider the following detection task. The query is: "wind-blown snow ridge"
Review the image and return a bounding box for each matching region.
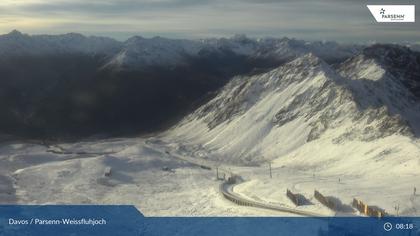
[168,48,420,165]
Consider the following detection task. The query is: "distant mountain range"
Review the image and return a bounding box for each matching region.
[0,30,418,139]
[0,30,122,56]
[0,31,363,68]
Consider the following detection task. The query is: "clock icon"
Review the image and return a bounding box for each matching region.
[384,222,393,232]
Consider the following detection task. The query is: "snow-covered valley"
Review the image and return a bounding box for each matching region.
[0,137,299,216]
[1,132,420,217]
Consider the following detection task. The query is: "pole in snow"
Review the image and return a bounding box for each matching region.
[269,162,272,179]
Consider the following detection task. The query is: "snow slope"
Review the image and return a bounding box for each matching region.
[1,138,289,216]
[168,49,419,164]
[162,45,420,215]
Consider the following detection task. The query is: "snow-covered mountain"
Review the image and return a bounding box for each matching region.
[167,45,420,166]
[161,45,420,216]
[0,30,122,56]
[408,43,420,52]
[104,34,263,70]
[104,36,204,69]
[0,30,362,71]
[103,34,362,70]
[251,37,361,63]
[353,44,420,99]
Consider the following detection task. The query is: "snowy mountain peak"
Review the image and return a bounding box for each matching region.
[268,53,337,87]
[287,53,324,67]
[341,44,420,99]
[7,29,25,37]
[339,54,386,81]
[231,34,254,44]
[0,31,123,56]
[168,46,419,164]
[61,32,86,40]
[362,44,412,62]
[2,30,30,41]
[105,36,204,69]
[125,35,145,44]
[359,45,419,79]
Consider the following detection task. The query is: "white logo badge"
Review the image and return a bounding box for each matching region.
[367,5,415,22]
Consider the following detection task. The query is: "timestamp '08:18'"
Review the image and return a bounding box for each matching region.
[395,223,414,230]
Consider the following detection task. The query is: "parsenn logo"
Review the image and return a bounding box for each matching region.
[380,8,386,15]
[367,5,415,22]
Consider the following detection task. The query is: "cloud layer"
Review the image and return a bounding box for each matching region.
[0,0,418,42]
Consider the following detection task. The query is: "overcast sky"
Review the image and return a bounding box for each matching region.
[0,0,418,42]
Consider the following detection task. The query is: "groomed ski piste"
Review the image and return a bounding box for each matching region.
[1,131,419,217]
